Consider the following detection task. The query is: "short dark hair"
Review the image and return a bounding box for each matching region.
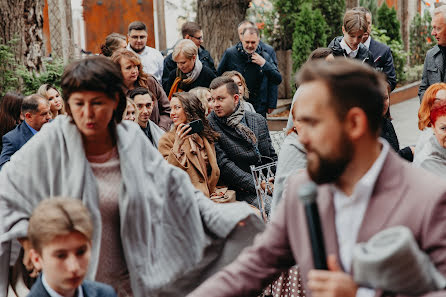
[242,26,259,37]
[21,94,47,114]
[308,48,333,61]
[128,87,154,100]
[61,56,126,123]
[237,20,255,29]
[209,77,239,96]
[181,22,201,38]
[297,58,385,134]
[128,21,147,34]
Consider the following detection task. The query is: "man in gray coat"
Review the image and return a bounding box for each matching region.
[419,6,446,102]
[208,77,277,208]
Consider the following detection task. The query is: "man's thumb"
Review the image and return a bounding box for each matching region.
[327,254,341,272]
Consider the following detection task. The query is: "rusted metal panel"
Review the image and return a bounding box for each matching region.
[82,0,155,54]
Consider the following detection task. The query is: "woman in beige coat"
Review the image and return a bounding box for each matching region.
[158,92,220,197]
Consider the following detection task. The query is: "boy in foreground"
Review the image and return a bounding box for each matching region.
[27,197,117,297]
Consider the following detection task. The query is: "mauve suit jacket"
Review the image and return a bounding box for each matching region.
[188,150,446,297]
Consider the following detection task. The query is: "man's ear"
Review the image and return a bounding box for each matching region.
[234,94,240,105]
[342,26,346,35]
[344,107,368,140]
[185,34,191,40]
[24,112,32,120]
[29,248,43,271]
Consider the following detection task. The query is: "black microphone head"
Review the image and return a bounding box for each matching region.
[298,182,318,204]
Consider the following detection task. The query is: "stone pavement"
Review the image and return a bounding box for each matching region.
[391,97,421,148]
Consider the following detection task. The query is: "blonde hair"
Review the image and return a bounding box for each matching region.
[37,83,66,117]
[418,83,446,130]
[172,39,198,61]
[28,197,93,253]
[343,9,368,34]
[189,87,210,114]
[123,97,139,122]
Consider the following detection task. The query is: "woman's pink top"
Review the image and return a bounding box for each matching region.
[87,147,132,297]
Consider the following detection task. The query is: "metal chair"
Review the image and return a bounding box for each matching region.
[250,161,277,222]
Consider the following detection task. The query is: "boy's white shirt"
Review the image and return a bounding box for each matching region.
[41,274,84,297]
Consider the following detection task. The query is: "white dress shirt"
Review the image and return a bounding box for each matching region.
[330,138,390,297]
[363,36,371,49]
[127,45,164,83]
[42,273,84,297]
[340,38,359,58]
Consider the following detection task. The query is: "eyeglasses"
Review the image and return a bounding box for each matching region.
[191,35,203,41]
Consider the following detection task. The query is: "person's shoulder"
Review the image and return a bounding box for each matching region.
[370,38,390,51]
[246,111,266,123]
[201,65,217,76]
[3,123,21,139]
[260,40,274,52]
[82,280,117,297]
[145,46,164,58]
[426,45,441,58]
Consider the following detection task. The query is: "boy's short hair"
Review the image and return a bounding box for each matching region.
[28,197,93,253]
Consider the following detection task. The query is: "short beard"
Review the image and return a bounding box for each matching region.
[307,135,353,185]
[130,44,144,54]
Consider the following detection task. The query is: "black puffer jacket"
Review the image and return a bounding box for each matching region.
[328,36,375,68]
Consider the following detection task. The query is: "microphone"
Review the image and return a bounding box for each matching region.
[298,182,328,270]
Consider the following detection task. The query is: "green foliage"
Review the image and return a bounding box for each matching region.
[263,0,308,50]
[291,3,329,71]
[359,0,378,18]
[16,59,64,95]
[410,11,433,66]
[0,39,65,96]
[0,38,20,96]
[372,25,408,83]
[404,64,424,83]
[313,0,345,42]
[376,3,401,43]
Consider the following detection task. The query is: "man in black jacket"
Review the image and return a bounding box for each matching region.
[162,22,216,86]
[354,6,397,91]
[208,77,277,208]
[218,27,282,117]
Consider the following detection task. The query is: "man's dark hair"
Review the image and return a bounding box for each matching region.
[128,87,154,100]
[61,56,126,123]
[307,48,333,61]
[352,6,371,16]
[237,20,255,29]
[209,77,239,96]
[297,58,385,134]
[21,94,47,114]
[181,22,201,38]
[128,21,147,33]
[242,26,259,37]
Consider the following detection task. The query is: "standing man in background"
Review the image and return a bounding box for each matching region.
[127,21,164,82]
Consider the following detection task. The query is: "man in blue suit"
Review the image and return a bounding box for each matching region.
[0,94,51,169]
[354,7,397,91]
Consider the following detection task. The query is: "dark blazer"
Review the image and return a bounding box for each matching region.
[208,110,277,204]
[188,151,446,297]
[162,46,216,87]
[369,38,397,91]
[259,41,279,112]
[163,65,217,96]
[217,42,282,115]
[328,36,375,68]
[0,121,34,170]
[28,275,117,297]
[419,45,443,102]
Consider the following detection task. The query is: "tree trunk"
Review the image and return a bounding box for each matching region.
[0,0,45,71]
[345,0,359,9]
[197,0,251,67]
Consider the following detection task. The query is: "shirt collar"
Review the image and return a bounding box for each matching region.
[24,121,38,135]
[340,38,359,58]
[363,36,371,49]
[42,274,84,297]
[330,138,390,200]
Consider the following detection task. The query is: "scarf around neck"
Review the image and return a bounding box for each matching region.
[177,57,202,85]
[225,102,257,145]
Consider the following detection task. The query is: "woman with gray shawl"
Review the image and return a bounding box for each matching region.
[163,39,216,100]
[0,56,262,297]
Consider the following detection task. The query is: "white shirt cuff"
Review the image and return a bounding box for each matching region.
[356,287,375,297]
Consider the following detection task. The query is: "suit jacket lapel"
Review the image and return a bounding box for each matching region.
[356,152,405,243]
[317,184,342,268]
